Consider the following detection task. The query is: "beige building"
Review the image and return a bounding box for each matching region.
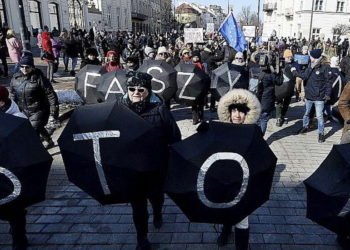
[263,0,350,41]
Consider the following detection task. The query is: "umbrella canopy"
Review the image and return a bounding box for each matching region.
[304,144,350,235]
[0,113,52,219]
[97,69,128,102]
[58,101,168,205]
[75,65,107,104]
[165,122,277,224]
[174,63,210,105]
[330,75,346,105]
[138,60,178,102]
[210,63,249,100]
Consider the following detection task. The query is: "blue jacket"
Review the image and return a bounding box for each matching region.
[295,61,333,101]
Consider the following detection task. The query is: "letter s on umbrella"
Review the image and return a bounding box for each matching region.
[197,152,249,209]
[0,167,22,205]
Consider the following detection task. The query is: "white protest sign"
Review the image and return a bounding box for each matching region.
[206,23,215,34]
[184,28,204,44]
[242,26,256,38]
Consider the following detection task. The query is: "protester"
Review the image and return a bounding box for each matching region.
[63,31,79,76]
[294,45,309,101]
[5,29,22,74]
[155,46,174,65]
[191,50,206,125]
[216,88,262,250]
[119,71,181,250]
[102,50,123,72]
[338,82,350,145]
[80,48,101,69]
[143,46,156,63]
[293,49,333,143]
[41,29,56,83]
[9,53,59,149]
[275,49,297,127]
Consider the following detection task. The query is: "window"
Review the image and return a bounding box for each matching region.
[48,3,60,31]
[315,0,323,11]
[337,1,345,12]
[68,0,83,29]
[0,0,7,27]
[29,0,42,29]
[312,28,320,40]
[116,7,120,29]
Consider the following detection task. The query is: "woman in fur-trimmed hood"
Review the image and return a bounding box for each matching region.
[218,88,262,124]
[216,88,262,250]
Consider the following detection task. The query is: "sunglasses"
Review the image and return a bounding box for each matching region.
[20,65,31,69]
[128,87,146,93]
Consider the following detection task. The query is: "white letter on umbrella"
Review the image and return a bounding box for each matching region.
[84,72,101,98]
[0,167,22,205]
[73,131,120,195]
[105,77,125,100]
[147,67,166,93]
[178,72,195,100]
[197,152,249,208]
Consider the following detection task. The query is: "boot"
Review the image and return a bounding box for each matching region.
[276,118,285,127]
[153,212,163,229]
[9,211,28,250]
[192,111,200,125]
[235,227,249,250]
[217,224,232,246]
[136,236,151,250]
[297,127,308,134]
[318,133,325,143]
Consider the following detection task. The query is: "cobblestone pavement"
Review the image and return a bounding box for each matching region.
[0,59,345,249]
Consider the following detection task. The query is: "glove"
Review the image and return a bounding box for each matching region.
[323,96,331,102]
[290,67,297,72]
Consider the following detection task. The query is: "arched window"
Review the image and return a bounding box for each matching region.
[29,0,43,29]
[0,0,7,27]
[48,3,60,31]
[68,0,83,29]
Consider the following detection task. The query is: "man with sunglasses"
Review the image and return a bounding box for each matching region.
[120,71,181,250]
[9,53,59,149]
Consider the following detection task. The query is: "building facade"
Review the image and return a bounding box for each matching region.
[0,0,132,40]
[262,0,350,41]
[131,0,166,34]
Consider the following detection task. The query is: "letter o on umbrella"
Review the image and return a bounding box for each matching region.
[165,122,277,224]
[0,113,52,220]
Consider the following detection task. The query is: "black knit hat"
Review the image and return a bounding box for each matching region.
[85,47,98,57]
[126,71,153,90]
[228,103,250,115]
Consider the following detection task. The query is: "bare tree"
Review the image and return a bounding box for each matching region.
[332,24,350,36]
[238,6,259,26]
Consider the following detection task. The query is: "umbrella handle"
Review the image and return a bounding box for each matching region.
[0,167,22,205]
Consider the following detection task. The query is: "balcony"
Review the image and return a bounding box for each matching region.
[132,12,148,21]
[285,8,294,17]
[263,3,277,12]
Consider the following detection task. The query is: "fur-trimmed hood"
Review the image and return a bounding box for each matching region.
[217,89,262,124]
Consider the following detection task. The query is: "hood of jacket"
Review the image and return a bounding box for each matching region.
[6,100,27,118]
[217,89,261,124]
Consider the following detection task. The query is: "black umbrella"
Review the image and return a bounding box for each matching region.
[165,122,277,224]
[174,63,210,105]
[97,69,128,102]
[138,60,178,102]
[304,144,350,236]
[211,63,249,100]
[58,101,168,205]
[330,75,346,105]
[75,65,107,104]
[0,113,52,220]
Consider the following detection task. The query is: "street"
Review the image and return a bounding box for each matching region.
[0,63,344,249]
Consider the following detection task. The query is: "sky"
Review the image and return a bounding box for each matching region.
[176,0,264,17]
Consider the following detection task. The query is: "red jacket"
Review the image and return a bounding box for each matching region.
[41,32,54,61]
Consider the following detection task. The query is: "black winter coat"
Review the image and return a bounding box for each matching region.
[340,56,350,82]
[10,69,59,129]
[257,71,283,113]
[296,61,333,101]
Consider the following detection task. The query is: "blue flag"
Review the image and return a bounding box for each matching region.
[219,12,247,52]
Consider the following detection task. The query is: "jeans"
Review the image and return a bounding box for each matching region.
[303,99,325,134]
[63,56,77,71]
[259,112,271,136]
